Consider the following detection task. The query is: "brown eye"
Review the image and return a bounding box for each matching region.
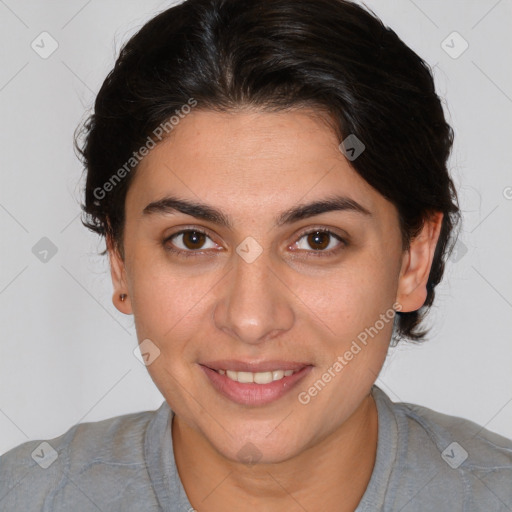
[181,230,207,250]
[307,231,330,250]
[165,229,218,256]
[293,229,346,255]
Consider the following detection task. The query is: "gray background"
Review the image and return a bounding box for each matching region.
[1,0,511,455]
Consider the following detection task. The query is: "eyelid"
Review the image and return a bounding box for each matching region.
[294,225,348,240]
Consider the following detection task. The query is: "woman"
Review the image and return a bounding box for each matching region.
[1,0,511,510]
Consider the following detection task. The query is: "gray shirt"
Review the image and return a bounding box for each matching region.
[1,385,511,511]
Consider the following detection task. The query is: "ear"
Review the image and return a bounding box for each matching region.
[395,212,443,313]
[107,235,133,315]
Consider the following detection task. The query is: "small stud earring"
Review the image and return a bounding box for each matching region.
[120,293,127,302]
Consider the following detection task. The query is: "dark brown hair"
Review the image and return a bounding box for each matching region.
[75,0,461,344]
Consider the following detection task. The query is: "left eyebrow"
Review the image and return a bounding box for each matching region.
[142,193,372,228]
[276,194,372,226]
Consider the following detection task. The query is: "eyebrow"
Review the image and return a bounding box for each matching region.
[142,194,372,228]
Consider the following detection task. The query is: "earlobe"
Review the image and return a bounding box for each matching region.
[395,212,443,313]
[106,235,133,315]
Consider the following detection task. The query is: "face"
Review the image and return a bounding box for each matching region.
[110,108,441,464]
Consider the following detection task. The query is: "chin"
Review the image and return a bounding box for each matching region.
[223,440,300,466]
[204,425,307,466]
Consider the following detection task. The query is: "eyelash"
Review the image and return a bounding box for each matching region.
[163,227,347,259]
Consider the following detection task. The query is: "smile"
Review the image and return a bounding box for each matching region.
[199,363,313,406]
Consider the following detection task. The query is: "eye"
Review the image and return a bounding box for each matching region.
[163,227,347,259]
[291,228,346,256]
[164,229,219,257]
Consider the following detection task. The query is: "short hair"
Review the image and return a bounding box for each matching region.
[75,0,461,344]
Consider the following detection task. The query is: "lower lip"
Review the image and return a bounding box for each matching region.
[199,365,313,406]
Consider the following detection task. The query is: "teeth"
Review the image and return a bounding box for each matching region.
[218,368,298,384]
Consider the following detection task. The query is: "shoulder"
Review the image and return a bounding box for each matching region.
[375,387,512,511]
[393,394,512,470]
[0,405,165,511]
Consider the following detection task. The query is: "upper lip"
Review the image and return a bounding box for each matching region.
[200,360,312,373]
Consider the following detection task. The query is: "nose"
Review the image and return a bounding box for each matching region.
[213,248,295,346]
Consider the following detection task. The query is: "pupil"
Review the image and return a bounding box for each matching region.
[308,231,329,250]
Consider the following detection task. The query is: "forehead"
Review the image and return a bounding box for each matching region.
[126,109,395,226]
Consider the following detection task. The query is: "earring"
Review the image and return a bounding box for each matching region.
[120,293,127,302]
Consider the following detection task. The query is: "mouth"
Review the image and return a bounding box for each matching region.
[199,360,313,406]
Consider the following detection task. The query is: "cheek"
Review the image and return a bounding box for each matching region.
[126,247,208,347]
[293,259,397,413]
[298,256,398,343]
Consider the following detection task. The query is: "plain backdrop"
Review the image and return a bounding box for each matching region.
[0,0,511,456]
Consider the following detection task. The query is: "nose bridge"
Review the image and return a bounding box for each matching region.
[213,248,294,345]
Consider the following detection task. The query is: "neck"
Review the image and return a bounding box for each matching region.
[172,393,378,512]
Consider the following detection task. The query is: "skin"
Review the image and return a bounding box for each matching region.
[108,108,443,511]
